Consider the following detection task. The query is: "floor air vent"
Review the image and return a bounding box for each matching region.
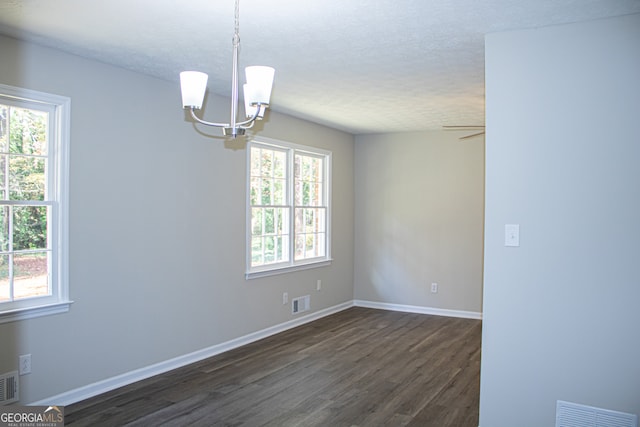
[292,295,310,314]
[0,371,19,405]
[556,400,638,427]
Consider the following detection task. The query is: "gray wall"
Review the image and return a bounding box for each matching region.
[479,14,640,427]
[354,131,484,314]
[0,34,354,403]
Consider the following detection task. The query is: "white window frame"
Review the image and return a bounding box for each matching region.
[246,136,332,279]
[0,84,71,323]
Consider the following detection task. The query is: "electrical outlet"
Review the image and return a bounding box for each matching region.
[282,292,288,305]
[316,280,322,291]
[19,354,31,375]
[431,283,438,293]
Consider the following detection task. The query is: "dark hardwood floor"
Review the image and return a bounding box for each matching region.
[66,307,482,426]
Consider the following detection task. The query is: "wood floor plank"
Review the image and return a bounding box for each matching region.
[66,307,481,427]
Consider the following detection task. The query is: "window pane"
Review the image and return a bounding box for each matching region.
[251,146,287,207]
[295,232,326,260]
[260,178,272,205]
[250,206,290,267]
[13,252,49,300]
[13,206,48,251]
[251,236,264,266]
[307,156,315,180]
[250,148,261,177]
[311,157,322,181]
[295,155,323,181]
[261,235,290,264]
[251,235,292,266]
[0,104,7,152]
[273,178,285,205]
[0,155,6,200]
[264,236,277,264]
[250,177,283,206]
[310,233,326,257]
[264,208,276,234]
[0,206,8,251]
[250,177,260,205]
[259,150,273,176]
[295,207,326,260]
[273,151,286,178]
[257,149,286,179]
[0,254,8,302]
[294,180,304,206]
[294,153,324,207]
[251,207,263,235]
[9,107,47,156]
[251,207,288,236]
[10,155,46,201]
[277,236,288,262]
[263,236,275,263]
[295,208,326,234]
[297,182,323,207]
[315,183,324,206]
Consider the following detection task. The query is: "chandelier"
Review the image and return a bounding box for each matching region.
[179,0,275,138]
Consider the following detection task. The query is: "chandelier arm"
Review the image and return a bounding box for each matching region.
[241,120,256,130]
[188,107,230,128]
[235,103,265,127]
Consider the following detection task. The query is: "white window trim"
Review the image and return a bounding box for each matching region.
[0,83,72,324]
[246,136,332,280]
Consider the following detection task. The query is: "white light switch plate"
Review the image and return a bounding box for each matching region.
[505,224,520,247]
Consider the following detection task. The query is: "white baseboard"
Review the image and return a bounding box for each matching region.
[31,300,353,406]
[32,299,480,406]
[353,299,483,320]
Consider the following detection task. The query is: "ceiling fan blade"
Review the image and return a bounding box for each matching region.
[459,131,485,140]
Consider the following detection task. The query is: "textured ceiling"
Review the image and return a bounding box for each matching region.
[1,0,639,134]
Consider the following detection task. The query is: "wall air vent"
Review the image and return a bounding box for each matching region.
[292,295,310,314]
[0,371,19,405]
[556,400,638,427]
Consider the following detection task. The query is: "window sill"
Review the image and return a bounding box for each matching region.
[0,300,73,324]
[246,259,332,280]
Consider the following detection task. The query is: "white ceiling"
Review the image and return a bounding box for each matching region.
[1,0,639,134]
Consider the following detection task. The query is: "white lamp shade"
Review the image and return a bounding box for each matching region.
[180,71,208,109]
[243,84,265,119]
[245,66,275,105]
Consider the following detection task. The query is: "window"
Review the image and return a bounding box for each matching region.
[247,137,331,278]
[0,84,70,323]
